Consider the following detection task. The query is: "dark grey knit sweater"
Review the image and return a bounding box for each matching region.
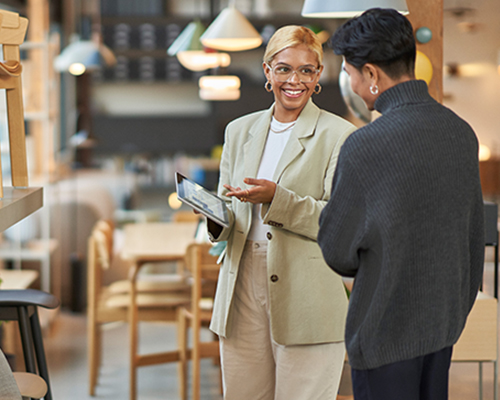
[318,80,484,370]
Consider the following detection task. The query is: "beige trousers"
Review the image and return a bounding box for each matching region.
[220,240,345,400]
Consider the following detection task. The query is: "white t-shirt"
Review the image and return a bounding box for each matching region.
[247,117,295,241]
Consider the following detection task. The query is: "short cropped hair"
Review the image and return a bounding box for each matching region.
[330,8,416,79]
[264,25,323,67]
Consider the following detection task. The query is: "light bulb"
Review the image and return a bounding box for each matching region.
[69,63,86,76]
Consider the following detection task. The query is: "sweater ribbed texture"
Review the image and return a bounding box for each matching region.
[318,80,485,370]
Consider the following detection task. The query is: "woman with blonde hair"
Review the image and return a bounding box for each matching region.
[206,25,355,399]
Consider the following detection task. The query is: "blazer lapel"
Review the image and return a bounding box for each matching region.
[272,100,320,183]
[243,105,274,179]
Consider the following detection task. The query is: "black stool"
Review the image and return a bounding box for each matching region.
[0,289,59,400]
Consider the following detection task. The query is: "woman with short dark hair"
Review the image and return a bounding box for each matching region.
[319,8,484,400]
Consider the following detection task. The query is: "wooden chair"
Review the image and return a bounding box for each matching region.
[0,10,30,197]
[87,220,192,398]
[178,243,221,400]
[0,289,58,400]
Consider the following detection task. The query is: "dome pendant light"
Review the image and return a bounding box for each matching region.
[200,2,262,52]
[168,20,232,71]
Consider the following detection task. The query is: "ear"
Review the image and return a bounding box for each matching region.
[317,64,325,81]
[363,63,379,85]
[263,62,272,81]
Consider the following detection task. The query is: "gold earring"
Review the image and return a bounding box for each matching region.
[314,83,322,94]
[265,81,273,92]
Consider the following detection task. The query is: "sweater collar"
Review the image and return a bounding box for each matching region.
[374,80,433,114]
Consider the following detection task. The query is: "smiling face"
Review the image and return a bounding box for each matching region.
[264,44,323,122]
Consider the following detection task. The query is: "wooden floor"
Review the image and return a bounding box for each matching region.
[42,261,498,400]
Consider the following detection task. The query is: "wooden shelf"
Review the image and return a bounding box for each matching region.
[0,187,43,232]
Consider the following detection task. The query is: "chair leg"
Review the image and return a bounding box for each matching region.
[88,320,99,396]
[96,328,103,379]
[5,75,29,187]
[30,308,53,400]
[192,318,201,400]
[129,291,139,400]
[219,352,223,396]
[494,359,498,400]
[177,307,188,400]
[18,306,37,373]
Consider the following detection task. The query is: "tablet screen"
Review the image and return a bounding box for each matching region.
[175,172,230,228]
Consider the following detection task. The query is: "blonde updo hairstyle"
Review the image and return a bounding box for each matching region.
[263,25,323,67]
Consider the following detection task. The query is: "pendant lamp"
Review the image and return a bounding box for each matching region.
[167,20,205,55]
[301,0,408,18]
[54,38,115,76]
[199,75,241,101]
[177,51,231,72]
[200,3,262,51]
[167,20,232,71]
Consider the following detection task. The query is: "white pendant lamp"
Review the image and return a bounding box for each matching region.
[200,4,262,51]
[301,0,408,18]
[199,75,241,101]
[54,39,105,76]
[168,20,232,71]
[167,20,205,55]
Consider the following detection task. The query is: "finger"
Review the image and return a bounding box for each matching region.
[226,191,244,197]
[227,190,248,198]
[223,184,239,192]
[243,177,268,187]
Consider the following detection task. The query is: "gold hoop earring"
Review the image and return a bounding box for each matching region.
[314,83,322,94]
[265,81,273,92]
[370,85,379,95]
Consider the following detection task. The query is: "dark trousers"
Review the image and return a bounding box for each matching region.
[351,346,453,400]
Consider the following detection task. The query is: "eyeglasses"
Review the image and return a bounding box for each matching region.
[267,63,320,83]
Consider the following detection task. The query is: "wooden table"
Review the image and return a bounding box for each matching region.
[0,269,38,289]
[121,222,199,400]
[121,222,199,263]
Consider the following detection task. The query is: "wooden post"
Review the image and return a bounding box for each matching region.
[406,0,444,103]
[27,0,51,179]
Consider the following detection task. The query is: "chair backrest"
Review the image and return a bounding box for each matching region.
[0,349,22,400]
[94,220,114,269]
[87,220,115,313]
[0,9,30,192]
[0,10,29,46]
[184,243,220,304]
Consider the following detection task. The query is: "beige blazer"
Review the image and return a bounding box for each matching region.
[209,100,356,345]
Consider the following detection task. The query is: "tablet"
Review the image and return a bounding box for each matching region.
[175,172,230,228]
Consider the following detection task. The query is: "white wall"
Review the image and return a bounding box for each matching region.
[443,0,500,155]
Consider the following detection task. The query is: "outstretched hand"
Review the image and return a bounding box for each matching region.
[224,178,276,204]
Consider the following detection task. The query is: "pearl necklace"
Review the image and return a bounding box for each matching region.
[270,121,296,134]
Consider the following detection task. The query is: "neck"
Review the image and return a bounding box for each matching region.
[379,75,414,94]
[273,104,304,123]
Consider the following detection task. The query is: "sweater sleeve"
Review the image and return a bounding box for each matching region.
[318,152,367,277]
[260,127,354,241]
